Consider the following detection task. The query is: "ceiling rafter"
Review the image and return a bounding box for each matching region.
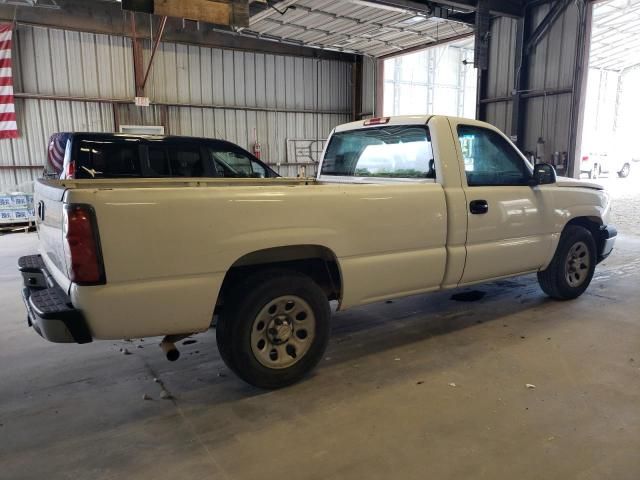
[589,0,640,71]
[245,0,474,56]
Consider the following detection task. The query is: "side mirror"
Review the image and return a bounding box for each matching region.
[531,162,556,186]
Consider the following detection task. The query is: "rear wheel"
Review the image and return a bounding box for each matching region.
[618,163,630,178]
[216,270,330,389]
[537,225,596,300]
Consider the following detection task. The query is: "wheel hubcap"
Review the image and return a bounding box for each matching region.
[564,241,590,288]
[250,295,316,369]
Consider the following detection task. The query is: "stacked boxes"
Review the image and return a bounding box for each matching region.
[0,193,35,225]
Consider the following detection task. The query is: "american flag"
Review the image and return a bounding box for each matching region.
[47,132,70,174]
[0,23,18,139]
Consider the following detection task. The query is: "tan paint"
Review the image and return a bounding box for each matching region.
[35,115,613,340]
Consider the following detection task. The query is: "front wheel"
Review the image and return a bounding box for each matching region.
[216,270,331,389]
[537,225,596,300]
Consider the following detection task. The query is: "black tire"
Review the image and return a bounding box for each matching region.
[537,225,596,300]
[618,163,630,178]
[216,270,330,389]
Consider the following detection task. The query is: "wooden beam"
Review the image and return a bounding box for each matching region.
[123,0,250,27]
[0,0,357,62]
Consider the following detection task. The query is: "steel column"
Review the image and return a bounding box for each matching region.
[351,57,363,121]
[130,12,145,97]
[141,15,168,91]
[511,16,527,147]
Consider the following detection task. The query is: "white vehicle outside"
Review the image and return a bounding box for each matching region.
[580,139,638,179]
[19,115,617,388]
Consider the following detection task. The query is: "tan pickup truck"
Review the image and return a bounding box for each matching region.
[19,116,616,388]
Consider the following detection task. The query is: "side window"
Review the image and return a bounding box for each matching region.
[76,140,140,178]
[167,146,204,177]
[457,125,531,186]
[210,149,258,177]
[147,146,170,176]
[251,160,266,178]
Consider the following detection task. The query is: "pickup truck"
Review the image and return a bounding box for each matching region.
[19,115,617,388]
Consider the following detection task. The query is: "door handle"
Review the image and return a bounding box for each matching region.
[37,200,45,221]
[469,199,488,214]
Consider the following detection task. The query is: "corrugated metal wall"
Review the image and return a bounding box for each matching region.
[0,24,353,191]
[483,2,586,174]
[523,2,580,167]
[484,16,516,135]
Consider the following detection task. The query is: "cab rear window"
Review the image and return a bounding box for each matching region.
[321,125,434,179]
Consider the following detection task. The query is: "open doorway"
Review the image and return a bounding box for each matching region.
[580,0,640,181]
[581,0,640,236]
[382,36,477,118]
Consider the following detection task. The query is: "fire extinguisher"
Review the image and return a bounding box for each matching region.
[252,128,261,159]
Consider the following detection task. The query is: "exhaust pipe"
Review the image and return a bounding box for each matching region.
[160,340,180,361]
[159,334,190,361]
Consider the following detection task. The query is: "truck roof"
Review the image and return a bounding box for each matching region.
[55,132,247,149]
[333,115,497,133]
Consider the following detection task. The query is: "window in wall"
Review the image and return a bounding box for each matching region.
[383,38,477,118]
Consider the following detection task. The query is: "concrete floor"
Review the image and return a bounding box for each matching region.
[1,179,640,479]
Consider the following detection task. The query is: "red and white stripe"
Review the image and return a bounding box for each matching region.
[0,23,18,139]
[48,134,67,171]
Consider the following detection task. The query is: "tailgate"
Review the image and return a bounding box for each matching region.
[34,179,71,292]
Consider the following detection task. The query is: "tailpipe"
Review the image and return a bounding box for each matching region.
[159,334,190,362]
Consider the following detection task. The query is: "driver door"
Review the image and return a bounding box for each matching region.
[453,121,554,284]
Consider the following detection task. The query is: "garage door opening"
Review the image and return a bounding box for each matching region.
[382,36,477,118]
[581,0,640,237]
[580,0,640,182]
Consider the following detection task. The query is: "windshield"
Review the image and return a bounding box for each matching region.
[321,125,434,179]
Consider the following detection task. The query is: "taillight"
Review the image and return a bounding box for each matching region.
[63,204,105,285]
[364,117,390,126]
[582,155,589,162]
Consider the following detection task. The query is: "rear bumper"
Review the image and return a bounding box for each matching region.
[598,225,617,263]
[19,255,92,344]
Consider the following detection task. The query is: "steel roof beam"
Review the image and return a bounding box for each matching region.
[343,0,475,25]
[524,0,572,54]
[425,0,523,17]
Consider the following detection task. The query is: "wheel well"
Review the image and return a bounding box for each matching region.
[216,245,342,312]
[566,216,603,250]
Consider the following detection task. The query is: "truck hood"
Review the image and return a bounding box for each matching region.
[555,176,604,190]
